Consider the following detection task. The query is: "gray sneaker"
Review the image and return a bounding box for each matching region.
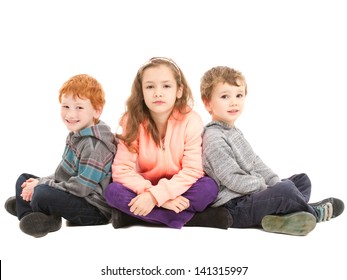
[261,211,316,236]
[19,212,62,238]
[309,197,344,222]
[4,196,16,216]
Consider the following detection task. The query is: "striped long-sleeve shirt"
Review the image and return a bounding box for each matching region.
[202,121,280,207]
[38,121,116,219]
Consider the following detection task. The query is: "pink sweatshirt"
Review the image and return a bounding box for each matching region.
[112,110,205,206]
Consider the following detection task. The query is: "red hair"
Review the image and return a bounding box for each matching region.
[59,74,105,110]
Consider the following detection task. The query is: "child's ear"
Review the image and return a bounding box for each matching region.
[203,100,212,114]
[93,107,103,120]
[176,85,183,99]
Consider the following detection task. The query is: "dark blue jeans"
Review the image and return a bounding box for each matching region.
[224,173,318,228]
[15,173,109,225]
[104,176,218,229]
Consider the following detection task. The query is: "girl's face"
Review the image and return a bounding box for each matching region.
[60,94,101,133]
[142,64,183,121]
[204,81,246,126]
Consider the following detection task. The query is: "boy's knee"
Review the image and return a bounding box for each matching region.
[30,185,53,210]
[276,180,300,199]
[16,173,31,186]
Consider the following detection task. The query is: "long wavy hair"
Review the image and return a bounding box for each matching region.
[117,57,194,152]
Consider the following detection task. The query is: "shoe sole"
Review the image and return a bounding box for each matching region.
[20,212,62,238]
[261,211,316,236]
[4,196,17,216]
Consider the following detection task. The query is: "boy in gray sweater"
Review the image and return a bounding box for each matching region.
[4,74,116,237]
[200,66,344,235]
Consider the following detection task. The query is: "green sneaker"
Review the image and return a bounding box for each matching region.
[261,211,316,236]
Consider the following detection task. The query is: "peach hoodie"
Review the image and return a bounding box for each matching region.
[112,110,205,206]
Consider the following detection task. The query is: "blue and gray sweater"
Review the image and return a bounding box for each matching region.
[38,121,116,220]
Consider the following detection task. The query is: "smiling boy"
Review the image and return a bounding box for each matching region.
[4,74,116,237]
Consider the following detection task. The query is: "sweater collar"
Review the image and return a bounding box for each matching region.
[205,120,235,130]
[67,120,116,153]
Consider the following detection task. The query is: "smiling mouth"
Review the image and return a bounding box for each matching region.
[66,119,79,124]
[228,110,238,113]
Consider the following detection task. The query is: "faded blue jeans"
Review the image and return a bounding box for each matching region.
[15,173,109,225]
[104,176,218,229]
[224,173,318,228]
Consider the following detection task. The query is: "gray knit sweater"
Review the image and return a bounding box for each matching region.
[202,121,280,207]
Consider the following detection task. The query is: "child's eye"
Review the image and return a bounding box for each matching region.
[237,93,244,98]
[62,105,69,109]
[76,106,84,110]
[163,84,171,88]
[145,85,154,89]
[221,95,229,99]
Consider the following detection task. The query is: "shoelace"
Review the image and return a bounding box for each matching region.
[316,202,333,222]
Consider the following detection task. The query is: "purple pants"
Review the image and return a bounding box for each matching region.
[104,176,218,229]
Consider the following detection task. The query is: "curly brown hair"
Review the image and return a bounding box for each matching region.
[200,66,247,103]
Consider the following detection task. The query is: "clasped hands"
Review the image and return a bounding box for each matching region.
[20,178,39,202]
[129,192,190,216]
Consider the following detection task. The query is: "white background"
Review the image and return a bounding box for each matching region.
[1,1,346,279]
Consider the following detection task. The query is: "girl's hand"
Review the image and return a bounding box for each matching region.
[21,178,39,202]
[128,192,157,216]
[161,196,190,213]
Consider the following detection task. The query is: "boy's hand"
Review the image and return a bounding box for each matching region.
[129,192,157,216]
[21,178,39,201]
[162,196,190,213]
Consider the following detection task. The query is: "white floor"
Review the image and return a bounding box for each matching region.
[1,198,346,280]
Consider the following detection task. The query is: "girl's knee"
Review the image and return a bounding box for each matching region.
[188,177,218,211]
[104,182,123,199]
[197,176,219,198]
[104,182,134,207]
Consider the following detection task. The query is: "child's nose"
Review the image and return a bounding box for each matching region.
[154,89,163,97]
[66,109,76,118]
[229,99,237,106]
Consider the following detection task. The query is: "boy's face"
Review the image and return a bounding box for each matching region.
[60,94,102,133]
[204,81,246,126]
